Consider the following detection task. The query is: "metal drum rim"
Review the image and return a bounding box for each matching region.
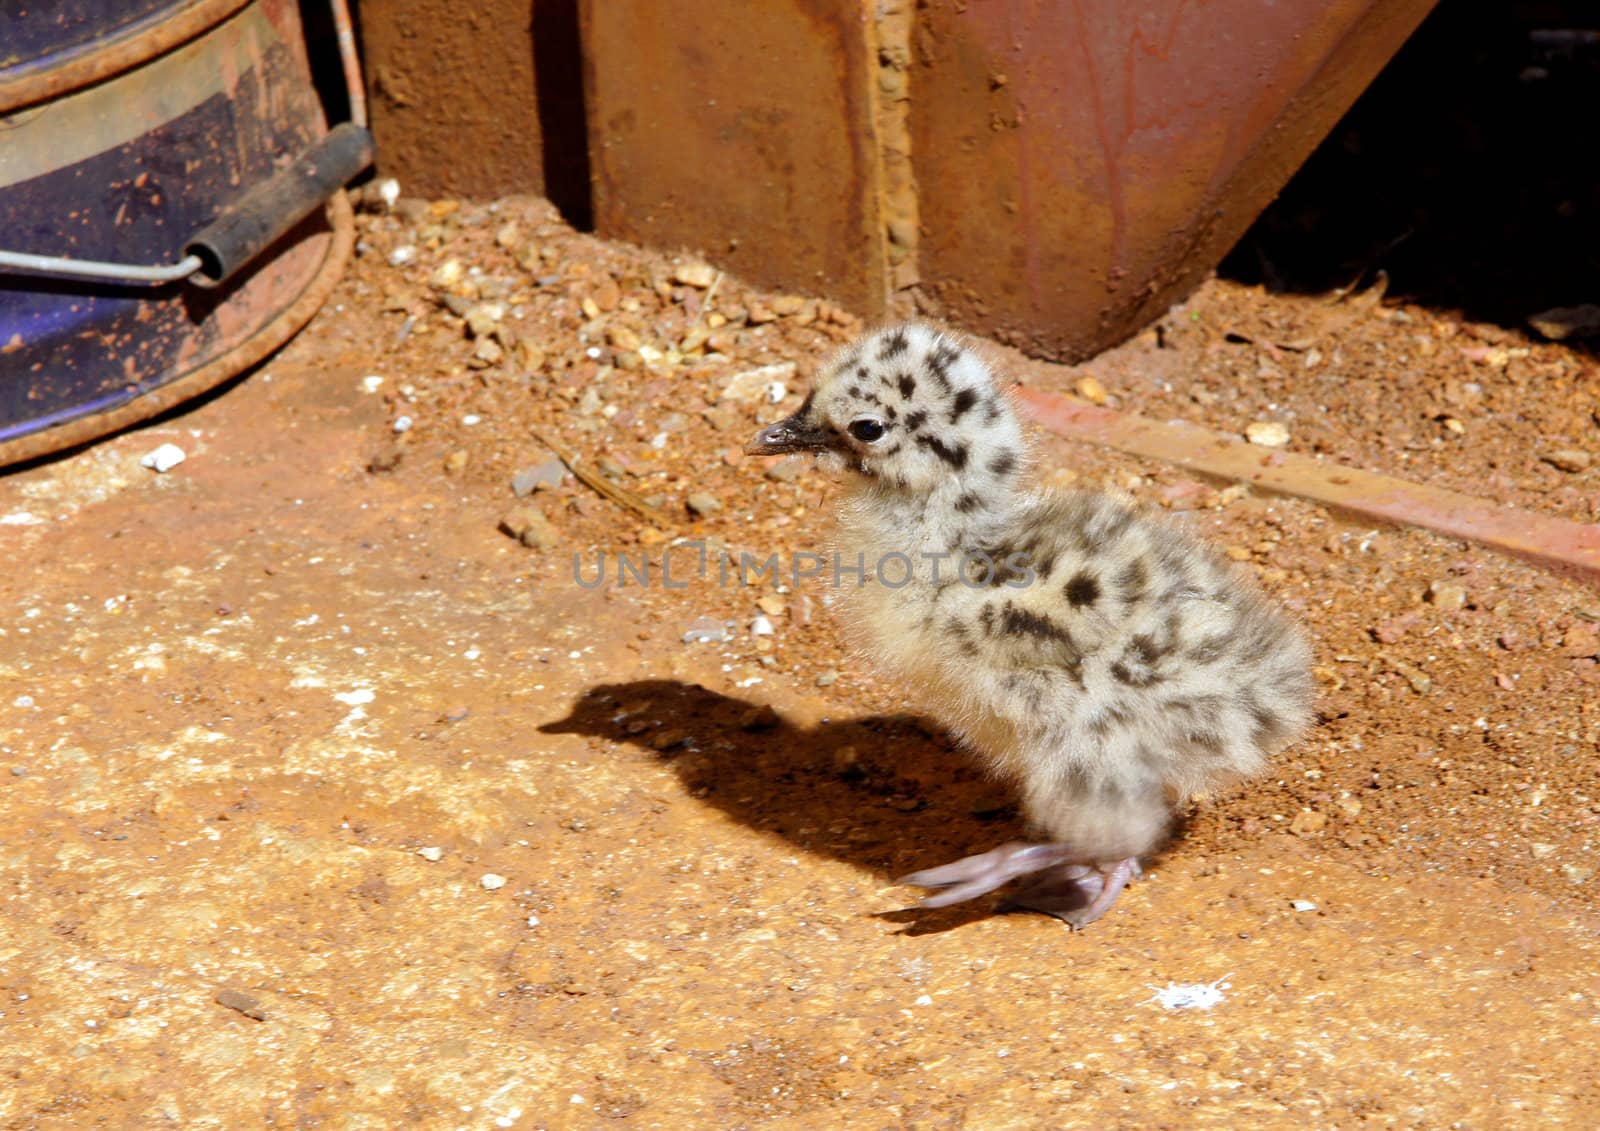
[0,0,253,115]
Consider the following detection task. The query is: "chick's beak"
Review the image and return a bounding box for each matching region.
[744,411,836,456]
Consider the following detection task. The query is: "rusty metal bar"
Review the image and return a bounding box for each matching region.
[329,0,367,128]
[1015,387,1600,582]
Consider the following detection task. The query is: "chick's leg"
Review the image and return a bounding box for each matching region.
[1004,856,1141,929]
[898,844,1141,929]
[897,842,1081,908]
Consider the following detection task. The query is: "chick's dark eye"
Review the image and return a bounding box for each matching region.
[848,417,886,443]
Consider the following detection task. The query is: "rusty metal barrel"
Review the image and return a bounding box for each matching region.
[0,0,368,467]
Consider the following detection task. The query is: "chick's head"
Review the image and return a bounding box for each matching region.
[746,323,1024,496]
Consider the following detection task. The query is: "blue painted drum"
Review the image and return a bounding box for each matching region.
[0,0,341,465]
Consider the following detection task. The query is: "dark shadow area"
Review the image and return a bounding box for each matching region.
[532,0,593,230]
[1221,0,1600,330]
[299,0,356,135]
[540,679,1022,933]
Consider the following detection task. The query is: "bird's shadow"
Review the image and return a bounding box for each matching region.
[538,679,1025,934]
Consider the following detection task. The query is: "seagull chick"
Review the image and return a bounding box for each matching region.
[745,323,1313,927]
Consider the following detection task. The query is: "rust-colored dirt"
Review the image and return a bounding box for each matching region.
[3,192,1599,1127]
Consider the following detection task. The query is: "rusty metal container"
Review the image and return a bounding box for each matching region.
[579,0,1436,361]
[910,0,1439,360]
[0,0,356,467]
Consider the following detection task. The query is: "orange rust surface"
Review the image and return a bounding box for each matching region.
[358,0,546,199]
[581,0,889,314]
[911,0,1438,361]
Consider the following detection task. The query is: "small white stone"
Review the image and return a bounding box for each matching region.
[765,381,788,404]
[393,415,414,433]
[526,914,540,928]
[720,362,799,403]
[480,873,507,891]
[1245,421,1290,448]
[461,414,482,426]
[377,178,401,208]
[672,261,718,288]
[429,259,464,289]
[140,443,186,473]
[913,994,933,1006]
[334,689,375,706]
[417,846,444,862]
[750,614,775,636]
[1290,899,1318,912]
[360,375,384,393]
[388,245,417,267]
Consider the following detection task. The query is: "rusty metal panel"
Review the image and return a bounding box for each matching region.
[581,0,888,313]
[360,0,545,199]
[910,0,1438,361]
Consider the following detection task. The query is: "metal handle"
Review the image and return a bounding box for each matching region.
[184,123,374,287]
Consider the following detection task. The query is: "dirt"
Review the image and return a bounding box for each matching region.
[3,189,1599,1128]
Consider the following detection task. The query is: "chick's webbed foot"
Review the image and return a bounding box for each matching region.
[898,843,1140,929]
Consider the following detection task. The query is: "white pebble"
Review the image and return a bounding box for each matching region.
[1146,976,1231,1011]
[1245,420,1290,448]
[360,375,384,393]
[913,994,933,1006]
[393,415,414,433]
[765,381,788,404]
[719,362,798,403]
[480,873,507,891]
[139,443,186,473]
[377,178,401,208]
[526,915,540,928]
[1291,899,1318,912]
[334,689,375,706]
[417,846,444,862]
[683,617,730,644]
[388,245,417,267]
[750,614,775,636]
[461,414,481,426]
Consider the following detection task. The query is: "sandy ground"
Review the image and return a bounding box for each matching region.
[3,193,1599,1128]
